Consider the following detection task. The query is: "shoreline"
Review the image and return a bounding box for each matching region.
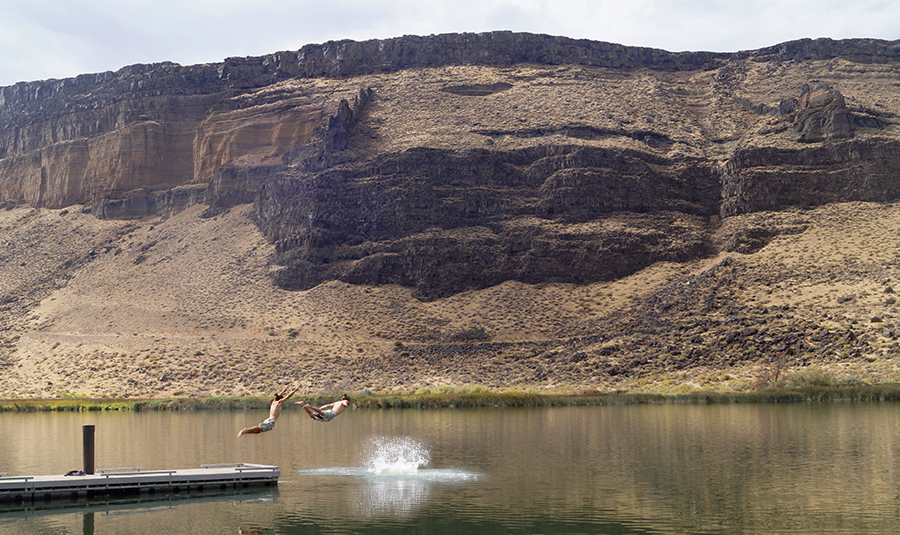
[4,385,900,411]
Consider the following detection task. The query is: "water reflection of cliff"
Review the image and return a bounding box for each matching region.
[581,404,900,533]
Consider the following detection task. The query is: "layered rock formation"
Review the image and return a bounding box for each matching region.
[722,80,900,216]
[253,145,719,299]
[1,33,899,298]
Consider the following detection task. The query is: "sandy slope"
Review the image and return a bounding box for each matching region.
[0,202,682,398]
[2,198,900,399]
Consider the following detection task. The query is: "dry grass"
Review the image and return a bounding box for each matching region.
[2,199,900,399]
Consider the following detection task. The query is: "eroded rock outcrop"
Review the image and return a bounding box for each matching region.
[0,79,351,211]
[252,145,719,298]
[792,81,853,142]
[720,139,900,217]
[721,82,898,217]
[1,33,900,297]
[1,33,898,211]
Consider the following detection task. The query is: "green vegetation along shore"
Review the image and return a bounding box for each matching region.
[4,385,900,412]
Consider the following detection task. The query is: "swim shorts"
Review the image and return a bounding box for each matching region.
[259,417,276,432]
[313,409,336,422]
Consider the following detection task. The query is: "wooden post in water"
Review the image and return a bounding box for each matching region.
[82,425,95,475]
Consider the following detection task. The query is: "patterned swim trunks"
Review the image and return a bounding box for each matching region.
[259,417,276,432]
[313,409,336,422]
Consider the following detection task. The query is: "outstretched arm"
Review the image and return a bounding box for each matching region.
[284,384,301,400]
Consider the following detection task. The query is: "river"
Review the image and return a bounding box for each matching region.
[2,402,900,534]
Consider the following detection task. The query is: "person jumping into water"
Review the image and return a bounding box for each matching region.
[296,393,350,422]
[238,384,300,437]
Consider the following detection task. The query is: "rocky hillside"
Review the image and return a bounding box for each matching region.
[1,32,900,398]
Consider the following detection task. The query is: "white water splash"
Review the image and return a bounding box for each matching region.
[297,436,481,519]
[365,436,430,477]
[298,436,480,483]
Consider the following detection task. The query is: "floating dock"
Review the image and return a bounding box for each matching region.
[0,463,279,502]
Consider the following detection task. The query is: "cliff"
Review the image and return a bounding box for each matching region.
[5,33,900,398]
[1,32,900,300]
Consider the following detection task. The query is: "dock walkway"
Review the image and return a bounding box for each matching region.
[0,463,279,502]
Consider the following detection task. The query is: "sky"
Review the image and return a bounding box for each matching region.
[0,0,898,87]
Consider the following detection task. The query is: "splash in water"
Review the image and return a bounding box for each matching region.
[365,436,430,477]
[298,436,480,483]
[297,436,480,519]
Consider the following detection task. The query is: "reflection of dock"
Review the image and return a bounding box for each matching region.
[0,483,277,516]
[0,463,279,503]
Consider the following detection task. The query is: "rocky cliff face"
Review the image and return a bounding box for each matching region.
[2,33,899,298]
[252,145,719,299]
[0,80,338,215]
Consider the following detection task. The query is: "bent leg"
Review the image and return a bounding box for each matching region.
[296,400,323,419]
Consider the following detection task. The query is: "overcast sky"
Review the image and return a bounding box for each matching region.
[1,0,898,87]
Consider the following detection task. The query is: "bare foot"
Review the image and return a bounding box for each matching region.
[238,427,248,437]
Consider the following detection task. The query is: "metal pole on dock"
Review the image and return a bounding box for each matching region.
[82,425,95,475]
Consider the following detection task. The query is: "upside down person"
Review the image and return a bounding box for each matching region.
[238,384,300,437]
[296,393,350,422]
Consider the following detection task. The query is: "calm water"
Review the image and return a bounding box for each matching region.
[2,403,900,534]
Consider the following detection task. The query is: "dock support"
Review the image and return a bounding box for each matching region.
[83,425,95,475]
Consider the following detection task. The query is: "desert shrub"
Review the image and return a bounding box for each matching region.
[782,367,840,388]
[753,354,789,389]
